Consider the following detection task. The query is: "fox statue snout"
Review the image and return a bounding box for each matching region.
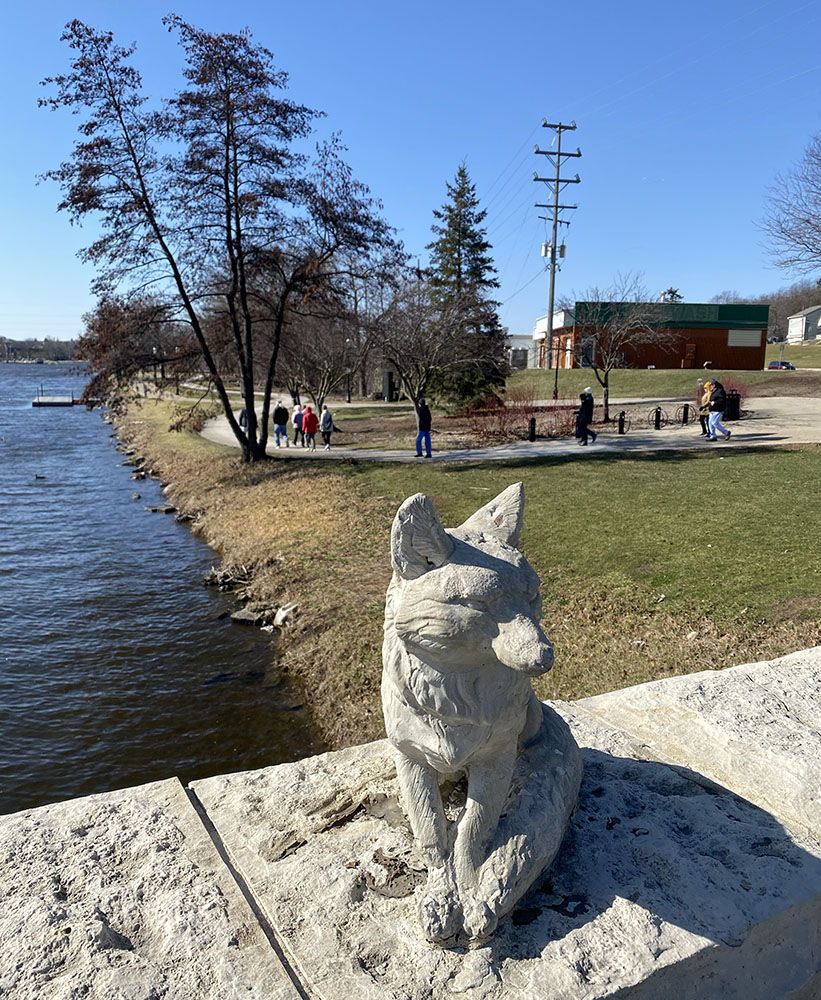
[491,613,554,675]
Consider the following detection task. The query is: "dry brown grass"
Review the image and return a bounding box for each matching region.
[332,407,478,451]
[535,582,821,702]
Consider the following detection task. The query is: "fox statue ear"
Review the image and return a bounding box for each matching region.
[459,482,525,547]
[391,493,454,580]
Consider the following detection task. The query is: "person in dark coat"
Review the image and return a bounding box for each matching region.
[415,397,432,457]
[292,404,304,447]
[272,401,290,447]
[576,388,597,446]
[706,380,731,441]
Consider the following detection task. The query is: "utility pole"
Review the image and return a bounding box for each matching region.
[534,119,581,399]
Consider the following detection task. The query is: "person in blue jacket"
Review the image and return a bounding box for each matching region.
[415,397,432,457]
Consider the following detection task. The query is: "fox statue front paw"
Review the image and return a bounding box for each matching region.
[461,895,498,942]
[418,865,462,943]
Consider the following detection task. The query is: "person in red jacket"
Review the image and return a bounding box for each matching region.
[301,405,319,451]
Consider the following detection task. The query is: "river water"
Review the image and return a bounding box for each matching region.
[0,362,323,815]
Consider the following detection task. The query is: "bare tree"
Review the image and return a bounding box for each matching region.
[278,306,362,413]
[572,275,678,420]
[40,19,397,461]
[374,274,490,421]
[764,134,821,277]
[76,297,197,407]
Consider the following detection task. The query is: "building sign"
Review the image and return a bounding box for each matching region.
[727,329,762,348]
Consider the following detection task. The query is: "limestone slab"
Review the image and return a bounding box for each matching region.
[577,646,821,838]
[193,706,821,1000]
[0,777,300,1000]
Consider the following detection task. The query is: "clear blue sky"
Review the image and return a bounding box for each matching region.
[2,0,821,343]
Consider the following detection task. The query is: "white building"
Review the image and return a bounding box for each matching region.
[787,305,821,344]
[532,310,574,368]
[506,331,538,369]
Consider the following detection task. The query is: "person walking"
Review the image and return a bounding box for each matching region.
[706,380,732,441]
[319,405,334,450]
[415,397,432,457]
[272,401,290,448]
[302,404,319,451]
[292,403,304,447]
[697,379,710,436]
[576,387,597,446]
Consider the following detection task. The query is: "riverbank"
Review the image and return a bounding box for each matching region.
[112,395,821,752]
[114,401,393,746]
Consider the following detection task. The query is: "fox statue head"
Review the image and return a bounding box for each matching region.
[386,482,553,678]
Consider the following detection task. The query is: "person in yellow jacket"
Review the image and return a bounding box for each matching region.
[697,378,710,436]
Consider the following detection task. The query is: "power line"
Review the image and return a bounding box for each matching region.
[501,266,545,305]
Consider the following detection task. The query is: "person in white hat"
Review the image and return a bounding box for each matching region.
[577,387,597,445]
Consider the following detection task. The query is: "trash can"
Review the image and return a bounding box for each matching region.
[724,390,741,421]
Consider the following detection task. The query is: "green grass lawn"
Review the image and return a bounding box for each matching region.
[340,447,821,700]
[121,394,821,741]
[510,365,821,401]
[765,341,821,366]
[344,447,821,620]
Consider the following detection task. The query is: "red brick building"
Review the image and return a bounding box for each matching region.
[539,302,769,371]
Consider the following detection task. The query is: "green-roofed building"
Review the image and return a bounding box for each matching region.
[537,301,769,370]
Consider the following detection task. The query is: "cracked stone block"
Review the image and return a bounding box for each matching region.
[192,694,821,1000]
[577,646,821,838]
[0,777,300,1000]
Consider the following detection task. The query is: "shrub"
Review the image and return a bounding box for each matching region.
[467,386,578,441]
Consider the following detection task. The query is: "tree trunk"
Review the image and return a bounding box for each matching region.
[246,437,268,462]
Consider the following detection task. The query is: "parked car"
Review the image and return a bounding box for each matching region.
[768,361,796,370]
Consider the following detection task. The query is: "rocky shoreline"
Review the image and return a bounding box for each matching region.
[109,402,391,750]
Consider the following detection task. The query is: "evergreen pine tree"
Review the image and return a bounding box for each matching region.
[427,163,498,295]
[425,164,508,407]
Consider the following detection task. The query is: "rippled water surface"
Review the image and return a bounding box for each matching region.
[0,363,322,814]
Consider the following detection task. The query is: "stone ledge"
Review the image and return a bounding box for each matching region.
[0,777,301,999]
[192,695,821,1000]
[3,647,821,999]
[576,646,821,838]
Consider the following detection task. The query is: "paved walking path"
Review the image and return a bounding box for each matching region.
[200,396,821,462]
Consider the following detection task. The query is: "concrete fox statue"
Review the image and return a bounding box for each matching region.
[382,482,582,944]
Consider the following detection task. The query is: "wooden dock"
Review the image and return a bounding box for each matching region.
[32,395,75,407]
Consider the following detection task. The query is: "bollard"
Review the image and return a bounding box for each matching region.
[654,406,662,430]
[681,402,689,424]
[618,410,626,434]
[528,417,536,442]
